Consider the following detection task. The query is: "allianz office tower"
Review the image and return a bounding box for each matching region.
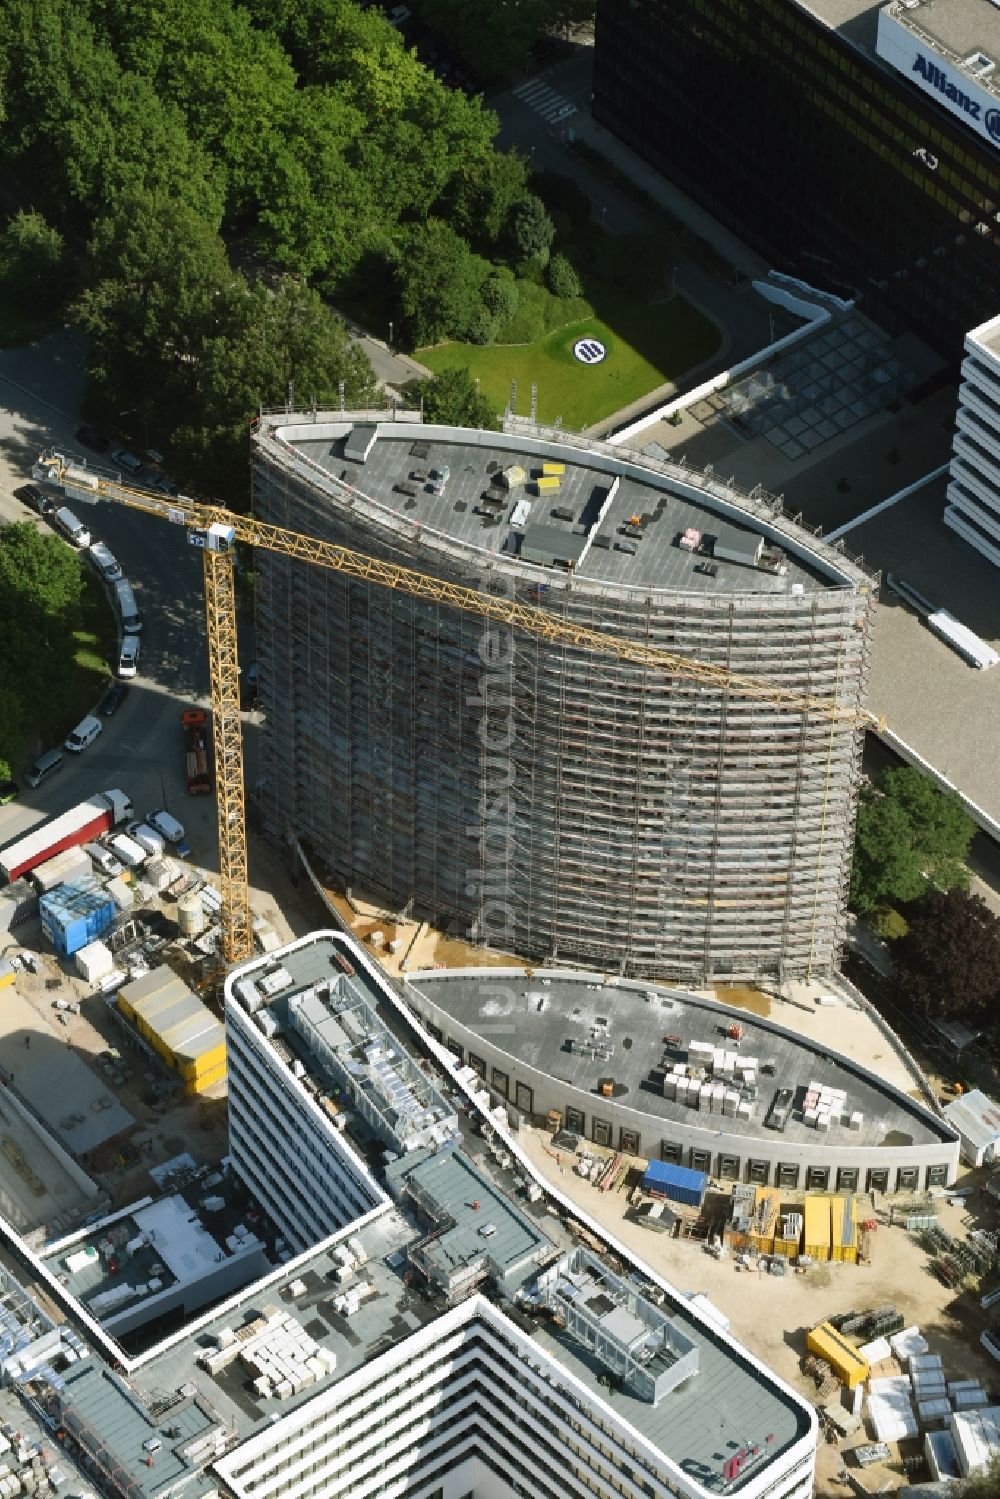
[593,0,1000,359]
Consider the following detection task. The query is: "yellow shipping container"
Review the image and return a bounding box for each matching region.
[806,1321,870,1389]
[535,475,560,492]
[542,462,565,477]
[830,1194,858,1264]
[803,1194,832,1261]
[117,965,226,1091]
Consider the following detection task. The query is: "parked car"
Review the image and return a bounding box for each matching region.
[151,474,179,496]
[76,425,109,452]
[110,447,143,474]
[386,4,411,24]
[118,636,140,678]
[126,821,166,857]
[14,484,53,516]
[64,715,103,753]
[84,841,123,877]
[0,780,18,806]
[88,541,123,583]
[99,682,130,716]
[145,808,186,844]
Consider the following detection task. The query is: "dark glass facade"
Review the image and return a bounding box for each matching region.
[593,0,1000,356]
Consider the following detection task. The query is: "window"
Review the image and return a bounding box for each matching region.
[867,1167,889,1193]
[897,1166,919,1191]
[690,1148,711,1172]
[926,1164,949,1188]
[620,1128,641,1155]
[515,1081,534,1115]
[777,1162,800,1189]
[806,1165,830,1191]
[446,1038,464,1062]
[565,1106,585,1135]
[491,1068,509,1098]
[661,1140,683,1164]
[747,1158,770,1185]
[718,1154,740,1181]
[468,1053,486,1078]
[837,1167,859,1191]
[593,1117,613,1147]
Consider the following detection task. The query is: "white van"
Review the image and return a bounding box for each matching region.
[64,715,103,753]
[114,579,142,634]
[127,822,165,857]
[84,842,123,877]
[118,636,140,678]
[88,542,123,583]
[54,507,92,549]
[106,832,147,868]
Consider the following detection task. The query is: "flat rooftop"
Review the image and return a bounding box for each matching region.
[271,420,869,597]
[797,0,1000,85]
[970,311,1000,360]
[408,970,956,1152]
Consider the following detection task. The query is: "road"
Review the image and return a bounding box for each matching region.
[0,328,219,864]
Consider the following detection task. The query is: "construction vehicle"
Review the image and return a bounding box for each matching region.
[34,447,881,968]
[182,709,213,796]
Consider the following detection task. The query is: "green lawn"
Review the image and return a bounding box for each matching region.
[418,293,720,430]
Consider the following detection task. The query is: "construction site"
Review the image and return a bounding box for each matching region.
[251,412,878,986]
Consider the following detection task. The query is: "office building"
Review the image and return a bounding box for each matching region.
[946,311,1000,564]
[252,414,877,983]
[593,0,1000,358]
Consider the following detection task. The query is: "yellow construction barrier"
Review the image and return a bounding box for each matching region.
[806,1321,869,1389]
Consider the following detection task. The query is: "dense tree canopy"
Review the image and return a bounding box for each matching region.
[893,889,1000,1024]
[849,767,975,916]
[0,525,89,780]
[403,367,500,429]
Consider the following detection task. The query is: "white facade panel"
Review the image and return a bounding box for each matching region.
[947,314,1000,570]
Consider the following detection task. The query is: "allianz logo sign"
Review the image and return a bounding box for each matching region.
[912,51,1000,142]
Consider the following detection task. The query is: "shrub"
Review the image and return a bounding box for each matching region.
[547,253,582,299]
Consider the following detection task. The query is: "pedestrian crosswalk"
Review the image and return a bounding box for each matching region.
[513,78,578,124]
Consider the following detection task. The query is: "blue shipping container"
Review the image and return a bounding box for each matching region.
[643,1159,708,1208]
[40,881,116,958]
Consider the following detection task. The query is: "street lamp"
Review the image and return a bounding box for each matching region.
[388,321,394,351]
[600,205,607,227]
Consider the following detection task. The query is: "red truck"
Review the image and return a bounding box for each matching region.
[0,789,133,884]
[182,709,213,795]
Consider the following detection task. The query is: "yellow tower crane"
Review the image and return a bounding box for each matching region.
[34,450,881,968]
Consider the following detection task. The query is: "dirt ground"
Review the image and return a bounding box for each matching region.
[517,1123,1000,1495]
[322,884,521,974]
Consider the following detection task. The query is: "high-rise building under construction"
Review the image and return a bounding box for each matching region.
[252,413,877,983]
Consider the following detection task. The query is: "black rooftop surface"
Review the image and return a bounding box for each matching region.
[286,429,844,595]
[408,971,956,1151]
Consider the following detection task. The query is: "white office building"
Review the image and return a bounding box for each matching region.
[225,942,389,1254]
[215,1293,817,1499]
[945,312,1000,566]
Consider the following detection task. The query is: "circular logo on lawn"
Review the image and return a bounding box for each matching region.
[573,337,607,365]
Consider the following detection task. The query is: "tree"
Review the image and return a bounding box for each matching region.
[482,269,519,327]
[0,210,68,309]
[960,1456,1000,1499]
[892,889,1000,1023]
[508,195,555,266]
[849,767,974,916]
[547,252,581,298]
[403,368,499,430]
[173,276,377,501]
[448,151,529,247]
[392,222,488,348]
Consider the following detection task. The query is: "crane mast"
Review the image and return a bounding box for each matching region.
[34,450,881,968]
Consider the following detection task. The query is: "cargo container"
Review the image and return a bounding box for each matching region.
[118,966,226,1094]
[806,1321,870,1390]
[830,1193,858,1264]
[803,1194,832,1261]
[30,845,94,894]
[0,789,132,883]
[40,881,116,957]
[642,1159,707,1209]
[541,462,565,477]
[535,476,560,493]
